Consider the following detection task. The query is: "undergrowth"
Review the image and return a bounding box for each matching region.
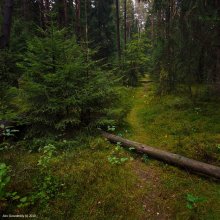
[139,83,220,164]
[123,80,220,219]
[0,136,146,219]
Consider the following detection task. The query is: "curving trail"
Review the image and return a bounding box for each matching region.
[125,77,173,219]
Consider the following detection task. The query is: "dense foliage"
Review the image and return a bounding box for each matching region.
[15,26,121,136]
[149,0,220,94]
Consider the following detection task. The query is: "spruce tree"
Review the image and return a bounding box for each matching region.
[17,26,121,136]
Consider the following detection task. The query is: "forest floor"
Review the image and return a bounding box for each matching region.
[1,76,220,219]
[125,77,172,219]
[122,75,220,219]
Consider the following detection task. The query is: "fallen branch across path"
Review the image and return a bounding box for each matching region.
[101,131,220,179]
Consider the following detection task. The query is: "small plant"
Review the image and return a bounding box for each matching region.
[33,144,62,206]
[217,144,220,152]
[38,144,56,169]
[107,125,116,132]
[129,147,135,151]
[142,154,150,163]
[115,142,122,151]
[194,107,202,115]
[31,174,61,207]
[108,156,129,165]
[0,163,11,199]
[108,156,120,165]
[10,192,20,201]
[108,142,130,165]
[0,163,25,207]
[0,124,19,141]
[186,193,206,210]
[17,196,30,208]
[0,143,14,151]
[15,143,62,209]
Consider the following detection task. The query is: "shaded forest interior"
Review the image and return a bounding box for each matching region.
[0,0,220,219]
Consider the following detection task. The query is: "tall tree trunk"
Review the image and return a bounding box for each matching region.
[44,0,50,25]
[151,15,154,41]
[124,0,127,50]
[0,0,14,49]
[44,0,50,12]
[39,0,50,28]
[22,0,28,20]
[58,0,67,28]
[80,0,91,125]
[63,0,67,25]
[39,0,45,28]
[165,0,174,91]
[75,0,81,42]
[115,0,121,60]
[216,0,220,90]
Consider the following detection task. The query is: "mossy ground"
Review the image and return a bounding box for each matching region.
[1,77,220,219]
[1,136,148,219]
[123,76,220,219]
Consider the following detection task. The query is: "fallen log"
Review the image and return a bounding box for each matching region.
[102,131,220,179]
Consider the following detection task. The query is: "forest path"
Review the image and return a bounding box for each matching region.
[126,76,151,144]
[125,76,172,219]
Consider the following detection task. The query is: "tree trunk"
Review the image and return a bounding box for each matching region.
[151,15,154,41]
[215,0,220,91]
[39,0,50,28]
[63,0,67,25]
[102,131,220,179]
[216,48,220,89]
[75,0,81,42]
[115,0,121,60]
[39,0,45,28]
[0,0,14,49]
[44,0,50,25]
[124,0,127,50]
[44,0,50,12]
[58,0,67,27]
[22,0,28,20]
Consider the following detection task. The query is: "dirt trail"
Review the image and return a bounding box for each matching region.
[126,77,172,219]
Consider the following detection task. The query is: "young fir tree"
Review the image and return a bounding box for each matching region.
[17,25,121,136]
[122,34,150,86]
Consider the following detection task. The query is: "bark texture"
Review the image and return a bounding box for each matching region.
[75,0,81,41]
[115,0,121,60]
